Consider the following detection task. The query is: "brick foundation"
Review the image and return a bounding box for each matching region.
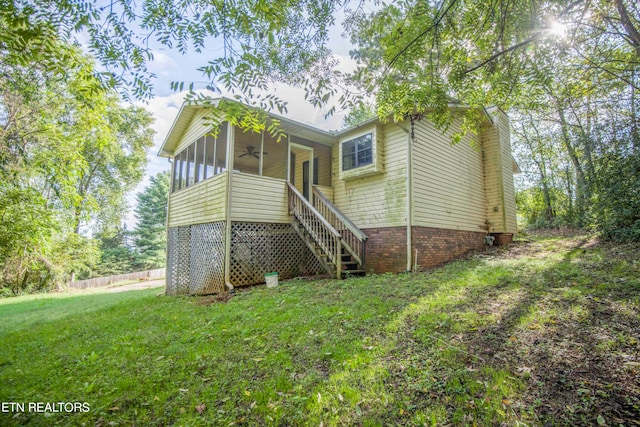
[490,233,514,246]
[361,226,487,273]
[411,226,486,269]
[361,227,408,273]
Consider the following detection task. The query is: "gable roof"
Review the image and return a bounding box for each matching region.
[159,97,507,158]
[159,97,338,157]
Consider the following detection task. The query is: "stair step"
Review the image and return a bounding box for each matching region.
[340,270,366,278]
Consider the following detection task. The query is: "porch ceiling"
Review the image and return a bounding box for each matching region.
[233,129,287,173]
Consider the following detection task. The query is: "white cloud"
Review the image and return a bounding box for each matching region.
[149,50,178,72]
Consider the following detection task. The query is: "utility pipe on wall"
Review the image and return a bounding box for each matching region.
[398,120,413,272]
[224,122,235,292]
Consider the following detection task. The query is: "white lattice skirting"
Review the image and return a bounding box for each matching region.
[166,222,226,295]
[166,221,325,295]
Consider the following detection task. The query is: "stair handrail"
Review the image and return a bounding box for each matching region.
[287,183,342,277]
[312,187,368,241]
[312,186,368,267]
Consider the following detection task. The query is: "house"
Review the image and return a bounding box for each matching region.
[158,98,518,295]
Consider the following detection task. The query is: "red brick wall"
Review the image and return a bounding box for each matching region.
[490,233,513,245]
[361,227,407,273]
[361,226,487,273]
[412,226,486,269]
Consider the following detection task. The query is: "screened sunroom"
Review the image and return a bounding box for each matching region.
[159,101,345,296]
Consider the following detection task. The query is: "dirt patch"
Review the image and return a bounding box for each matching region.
[196,293,233,305]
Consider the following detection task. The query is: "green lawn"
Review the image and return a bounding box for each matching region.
[1,234,639,426]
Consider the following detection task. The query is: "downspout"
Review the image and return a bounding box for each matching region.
[165,157,173,295]
[224,123,235,292]
[397,120,413,272]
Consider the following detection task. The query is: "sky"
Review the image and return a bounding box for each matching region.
[124,6,364,228]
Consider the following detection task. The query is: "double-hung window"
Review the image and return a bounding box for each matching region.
[342,133,373,171]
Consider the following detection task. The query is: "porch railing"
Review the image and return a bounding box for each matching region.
[287,183,342,277]
[312,186,368,267]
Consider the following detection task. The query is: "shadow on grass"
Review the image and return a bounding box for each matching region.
[1,237,638,426]
[304,237,640,426]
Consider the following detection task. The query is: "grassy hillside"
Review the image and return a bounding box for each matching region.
[1,234,639,426]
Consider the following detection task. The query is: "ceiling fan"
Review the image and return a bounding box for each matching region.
[236,146,268,159]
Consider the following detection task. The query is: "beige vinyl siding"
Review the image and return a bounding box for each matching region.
[174,108,213,155]
[482,123,504,232]
[411,117,487,232]
[482,110,517,234]
[230,172,289,223]
[497,112,518,233]
[168,172,227,227]
[314,185,334,202]
[262,157,287,180]
[332,122,407,228]
[314,144,332,186]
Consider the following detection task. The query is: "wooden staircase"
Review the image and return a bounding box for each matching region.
[287,183,367,279]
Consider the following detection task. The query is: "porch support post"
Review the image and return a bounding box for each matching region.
[286,134,291,182]
[224,122,235,291]
[336,239,342,279]
[165,157,174,295]
[259,131,264,176]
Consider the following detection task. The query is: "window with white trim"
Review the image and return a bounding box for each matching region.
[342,133,373,171]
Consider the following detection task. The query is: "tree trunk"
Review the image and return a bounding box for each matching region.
[564,165,574,217]
[557,105,588,226]
[521,124,556,222]
[613,0,640,58]
[632,70,639,152]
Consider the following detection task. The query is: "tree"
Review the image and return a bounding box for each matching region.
[346,1,639,126]
[508,32,639,234]
[132,171,170,270]
[341,101,376,129]
[3,1,638,115]
[93,227,139,277]
[1,0,345,102]
[72,98,155,234]
[0,39,154,292]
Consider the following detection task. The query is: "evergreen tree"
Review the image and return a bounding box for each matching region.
[132,171,170,269]
[93,227,139,277]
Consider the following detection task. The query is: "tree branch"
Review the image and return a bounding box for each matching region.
[381,0,459,83]
[464,33,544,75]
